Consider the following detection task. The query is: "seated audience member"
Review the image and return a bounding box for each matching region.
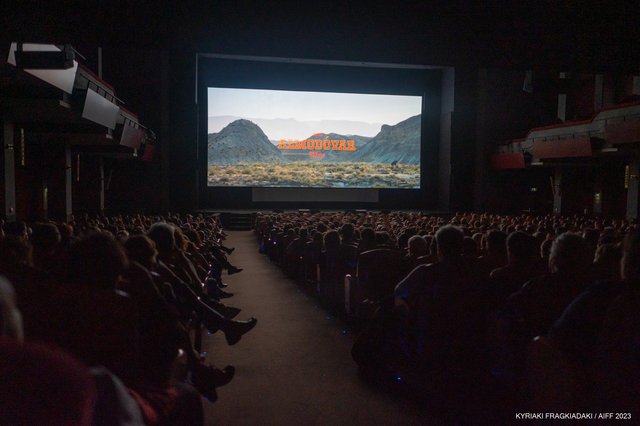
[125,234,177,300]
[120,253,188,384]
[89,367,145,426]
[396,226,487,342]
[471,232,484,253]
[69,229,227,419]
[183,237,212,282]
[116,229,130,243]
[49,233,142,382]
[145,224,257,345]
[340,223,357,246]
[582,228,600,261]
[169,226,207,288]
[123,237,234,403]
[598,227,617,246]
[591,243,622,282]
[174,226,236,301]
[2,220,28,240]
[461,236,479,260]
[0,337,98,426]
[549,250,625,372]
[401,235,429,276]
[417,235,438,265]
[4,276,95,425]
[148,222,211,294]
[0,235,60,339]
[303,231,323,279]
[397,227,417,251]
[349,226,487,396]
[505,233,593,371]
[593,231,640,414]
[374,231,393,249]
[490,231,540,305]
[1,275,145,426]
[320,230,341,281]
[337,229,360,278]
[537,237,553,275]
[476,230,508,278]
[0,236,35,282]
[395,226,479,302]
[279,227,297,262]
[0,276,23,340]
[357,227,377,254]
[30,222,62,275]
[284,227,308,277]
[207,241,243,277]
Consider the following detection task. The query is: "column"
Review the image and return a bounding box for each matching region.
[593,172,603,216]
[626,160,639,221]
[594,74,604,112]
[99,156,105,213]
[557,72,570,122]
[553,167,563,214]
[3,119,16,221]
[42,176,48,220]
[65,144,73,222]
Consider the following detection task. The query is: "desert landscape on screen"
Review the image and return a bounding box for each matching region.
[207,88,422,188]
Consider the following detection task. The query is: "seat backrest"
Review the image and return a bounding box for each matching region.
[406,259,488,361]
[339,243,360,274]
[356,248,404,300]
[524,336,576,411]
[0,338,96,426]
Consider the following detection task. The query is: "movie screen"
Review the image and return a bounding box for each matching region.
[207,88,422,188]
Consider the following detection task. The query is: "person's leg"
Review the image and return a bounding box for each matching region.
[214,243,234,255]
[170,280,254,343]
[198,303,257,345]
[211,249,243,275]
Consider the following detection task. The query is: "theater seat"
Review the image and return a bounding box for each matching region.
[325,243,358,311]
[0,338,97,426]
[524,336,576,411]
[346,248,403,320]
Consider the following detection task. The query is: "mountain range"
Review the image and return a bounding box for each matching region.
[208,116,383,140]
[207,114,421,165]
[207,119,286,165]
[351,114,421,164]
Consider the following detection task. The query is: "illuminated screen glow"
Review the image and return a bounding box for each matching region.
[207,87,422,188]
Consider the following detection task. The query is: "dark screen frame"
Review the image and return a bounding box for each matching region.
[197,56,442,210]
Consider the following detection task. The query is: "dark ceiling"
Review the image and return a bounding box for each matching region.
[3,1,639,71]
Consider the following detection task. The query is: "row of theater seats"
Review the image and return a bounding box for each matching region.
[256,211,639,420]
[257,218,415,323]
[0,213,255,426]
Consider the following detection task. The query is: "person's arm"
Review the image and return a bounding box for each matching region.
[394,264,428,302]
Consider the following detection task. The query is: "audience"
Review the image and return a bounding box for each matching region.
[256,210,639,418]
[490,231,539,306]
[3,208,639,422]
[0,276,23,339]
[591,231,640,413]
[0,213,256,425]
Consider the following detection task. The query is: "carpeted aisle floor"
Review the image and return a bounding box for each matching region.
[202,231,434,425]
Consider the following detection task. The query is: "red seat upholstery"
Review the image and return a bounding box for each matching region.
[0,338,96,426]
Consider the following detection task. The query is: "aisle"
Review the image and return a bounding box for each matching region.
[202,231,433,425]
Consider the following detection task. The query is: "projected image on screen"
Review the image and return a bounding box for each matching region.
[207,88,422,188]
